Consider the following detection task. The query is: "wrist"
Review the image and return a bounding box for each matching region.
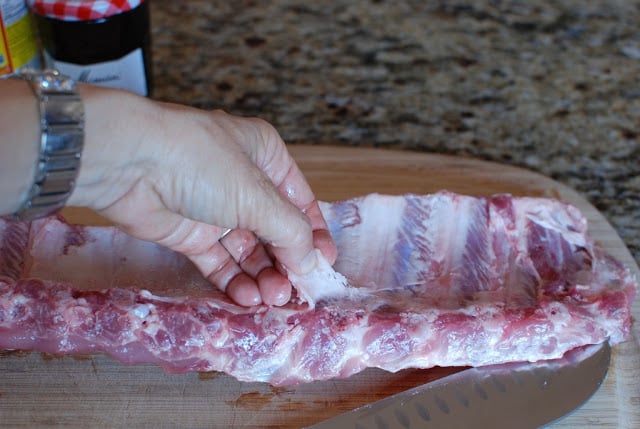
[9,69,84,220]
[0,80,40,215]
[67,85,158,211]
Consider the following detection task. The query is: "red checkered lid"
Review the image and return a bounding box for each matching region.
[28,0,143,21]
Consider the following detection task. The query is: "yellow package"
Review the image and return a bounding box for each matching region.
[0,0,40,76]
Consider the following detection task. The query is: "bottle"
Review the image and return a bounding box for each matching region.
[0,0,41,77]
[28,0,152,96]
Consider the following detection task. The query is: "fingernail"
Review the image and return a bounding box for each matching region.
[299,249,318,274]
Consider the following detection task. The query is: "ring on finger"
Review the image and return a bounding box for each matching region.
[219,228,233,241]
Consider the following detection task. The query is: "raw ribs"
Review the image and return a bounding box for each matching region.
[0,192,636,386]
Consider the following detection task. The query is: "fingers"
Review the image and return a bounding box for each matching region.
[218,229,292,306]
[137,216,263,305]
[172,222,292,307]
[224,274,261,307]
[90,106,335,307]
[157,219,293,307]
[231,120,337,272]
[233,164,320,276]
[264,171,337,273]
[306,201,338,265]
[154,110,334,277]
[111,204,285,307]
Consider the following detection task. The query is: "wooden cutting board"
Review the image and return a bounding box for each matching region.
[0,146,638,428]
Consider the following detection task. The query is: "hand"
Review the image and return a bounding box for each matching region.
[68,86,337,306]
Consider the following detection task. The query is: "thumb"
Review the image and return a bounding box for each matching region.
[234,165,318,276]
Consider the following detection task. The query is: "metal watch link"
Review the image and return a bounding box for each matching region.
[13,69,84,221]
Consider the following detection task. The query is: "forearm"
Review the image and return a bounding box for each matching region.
[0,80,40,215]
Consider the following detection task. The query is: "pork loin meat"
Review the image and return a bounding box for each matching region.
[0,192,636,385]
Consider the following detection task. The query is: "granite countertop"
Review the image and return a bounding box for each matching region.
[149,0,639,265]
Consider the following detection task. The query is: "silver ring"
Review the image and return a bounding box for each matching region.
[219,228,233,241]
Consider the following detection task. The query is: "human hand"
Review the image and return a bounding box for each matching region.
[68,86,337,306]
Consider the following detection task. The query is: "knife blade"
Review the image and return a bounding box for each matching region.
[307,342,610,429]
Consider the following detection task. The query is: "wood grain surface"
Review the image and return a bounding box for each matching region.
[0,146,638,428]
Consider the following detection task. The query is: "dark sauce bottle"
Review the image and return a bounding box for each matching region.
[29,0,152,96]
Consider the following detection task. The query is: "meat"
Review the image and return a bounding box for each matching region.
[0,192,636,386]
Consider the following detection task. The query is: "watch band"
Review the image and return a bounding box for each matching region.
[13,69,84,221]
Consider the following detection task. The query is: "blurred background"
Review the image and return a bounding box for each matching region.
[150,0,639,263]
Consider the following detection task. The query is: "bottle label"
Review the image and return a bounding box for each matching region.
[0,0,41,76]
[50,48,148,96]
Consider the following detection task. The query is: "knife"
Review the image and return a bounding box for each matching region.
[307,342,610,429]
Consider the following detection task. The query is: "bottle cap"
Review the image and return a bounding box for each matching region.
[28,0,143,21]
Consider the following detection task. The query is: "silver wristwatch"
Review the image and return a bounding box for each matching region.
[13,69,84,221]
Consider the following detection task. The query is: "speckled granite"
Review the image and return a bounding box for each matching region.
[149,0,639,265]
